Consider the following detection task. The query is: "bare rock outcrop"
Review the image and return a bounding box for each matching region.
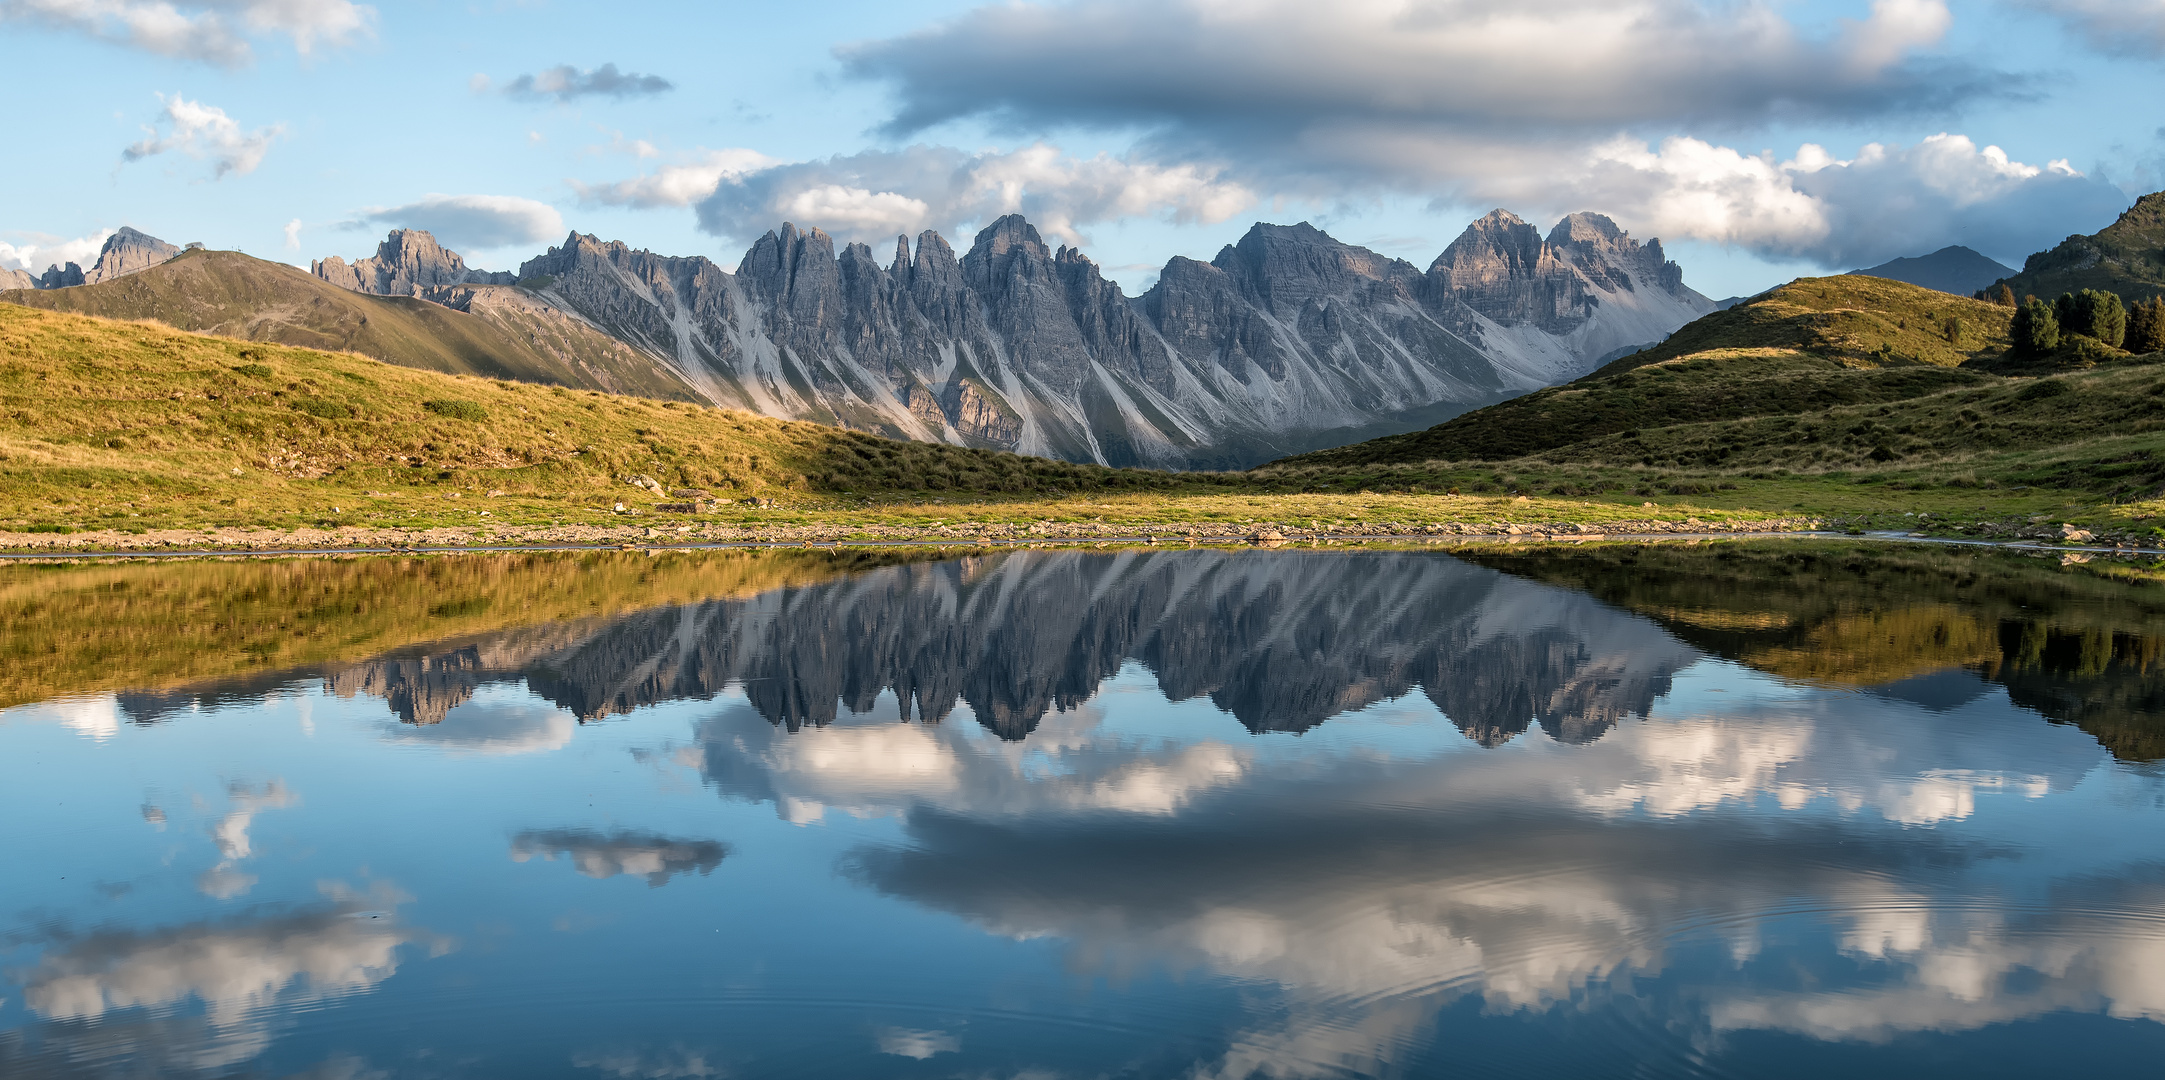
[314,230,516,296]
[83,226,182,285]
[282,211,1715,467]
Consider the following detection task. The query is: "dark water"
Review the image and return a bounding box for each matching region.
[5,543,2165,1079]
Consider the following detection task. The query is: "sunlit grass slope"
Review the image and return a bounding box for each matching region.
[0,303,1251,530]
[1258,276,2165,514]
[1285,276,2022,466]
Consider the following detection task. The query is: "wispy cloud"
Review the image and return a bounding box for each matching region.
[0,0,374,67]
[122,94,282,179]
[691,143,1253,248]
[2011,0,2165,58]
[497,62,673,103]
[573,148,780,209]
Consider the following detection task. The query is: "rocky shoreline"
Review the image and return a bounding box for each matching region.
[3,513,2154,557]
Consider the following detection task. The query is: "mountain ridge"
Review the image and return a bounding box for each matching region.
[1848,245,2015,296]
[0,248,700,400]
[495,210,1711,467]
[6,213,1714,467]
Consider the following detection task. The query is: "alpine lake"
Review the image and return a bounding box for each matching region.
[5,539,2165,1080]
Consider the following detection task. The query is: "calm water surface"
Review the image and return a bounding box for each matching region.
[4,543,2165,1078]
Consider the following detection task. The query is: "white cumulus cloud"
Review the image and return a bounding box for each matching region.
[693,143,1255,248]
[359,194,566,250]
[122,93,282,179]
[0,0,374,67]
[816,0,2117,268]
[1555,133,2125,267]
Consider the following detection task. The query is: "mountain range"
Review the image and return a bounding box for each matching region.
[0,227,188,290]
[3,211,1713,467]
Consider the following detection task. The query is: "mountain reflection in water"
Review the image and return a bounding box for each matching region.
[5,544,2165,1079]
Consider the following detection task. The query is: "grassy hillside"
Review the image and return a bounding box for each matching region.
[0,248,697,401]
[1990,191,2165,304]
[1236,274,2165,535]
[1288,276,2017,465]
[10,293,2165,543]
[0,303,1254,532]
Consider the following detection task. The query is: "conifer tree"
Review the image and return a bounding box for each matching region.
[2011,296,2060,356]
[2129,296,2165,355]
[2054,290,2128,348]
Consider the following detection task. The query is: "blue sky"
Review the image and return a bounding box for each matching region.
[1,0,2160,298]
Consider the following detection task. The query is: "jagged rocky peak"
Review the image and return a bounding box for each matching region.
[1431,209,1553,282]
[84,226,182,284]
[1211,221,1423,316]
[35,263,86,289]
[437,206,1711,469]
[3,226,181,291]
[1425,208,1703,332]
[1548,211,1624,247]
[1545,211,1686,293]
[739,222,843,323]
[971,214,1050,263]
[314,229,515,296]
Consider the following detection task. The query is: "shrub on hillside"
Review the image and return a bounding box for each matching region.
[2055,290,2127,349]
[2129,297,2165,355]
[2011,297,2061,356]
[423,399,489,422]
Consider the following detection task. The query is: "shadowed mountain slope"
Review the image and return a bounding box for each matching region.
[1850,246,2016,296]
[1990,191,2165,304]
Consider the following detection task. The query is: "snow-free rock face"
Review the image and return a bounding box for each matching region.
[313,230,516,296]
[1431,210,1709,372]
[281,211,1709,466]
[500,211,1707,466]
[82,227,182,285]
[1,227,182,292]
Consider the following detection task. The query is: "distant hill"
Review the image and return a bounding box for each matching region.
[1848,246,2015,296]
[1277,275,2016,465]
[1990,190,2165,303]
[1,247,699,402]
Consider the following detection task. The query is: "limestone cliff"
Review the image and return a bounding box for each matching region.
[314,230,516,296]
[83,227,182,285]
[504,211,1709,467]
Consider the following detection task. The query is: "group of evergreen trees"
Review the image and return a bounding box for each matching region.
[1985,283,2165,357]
